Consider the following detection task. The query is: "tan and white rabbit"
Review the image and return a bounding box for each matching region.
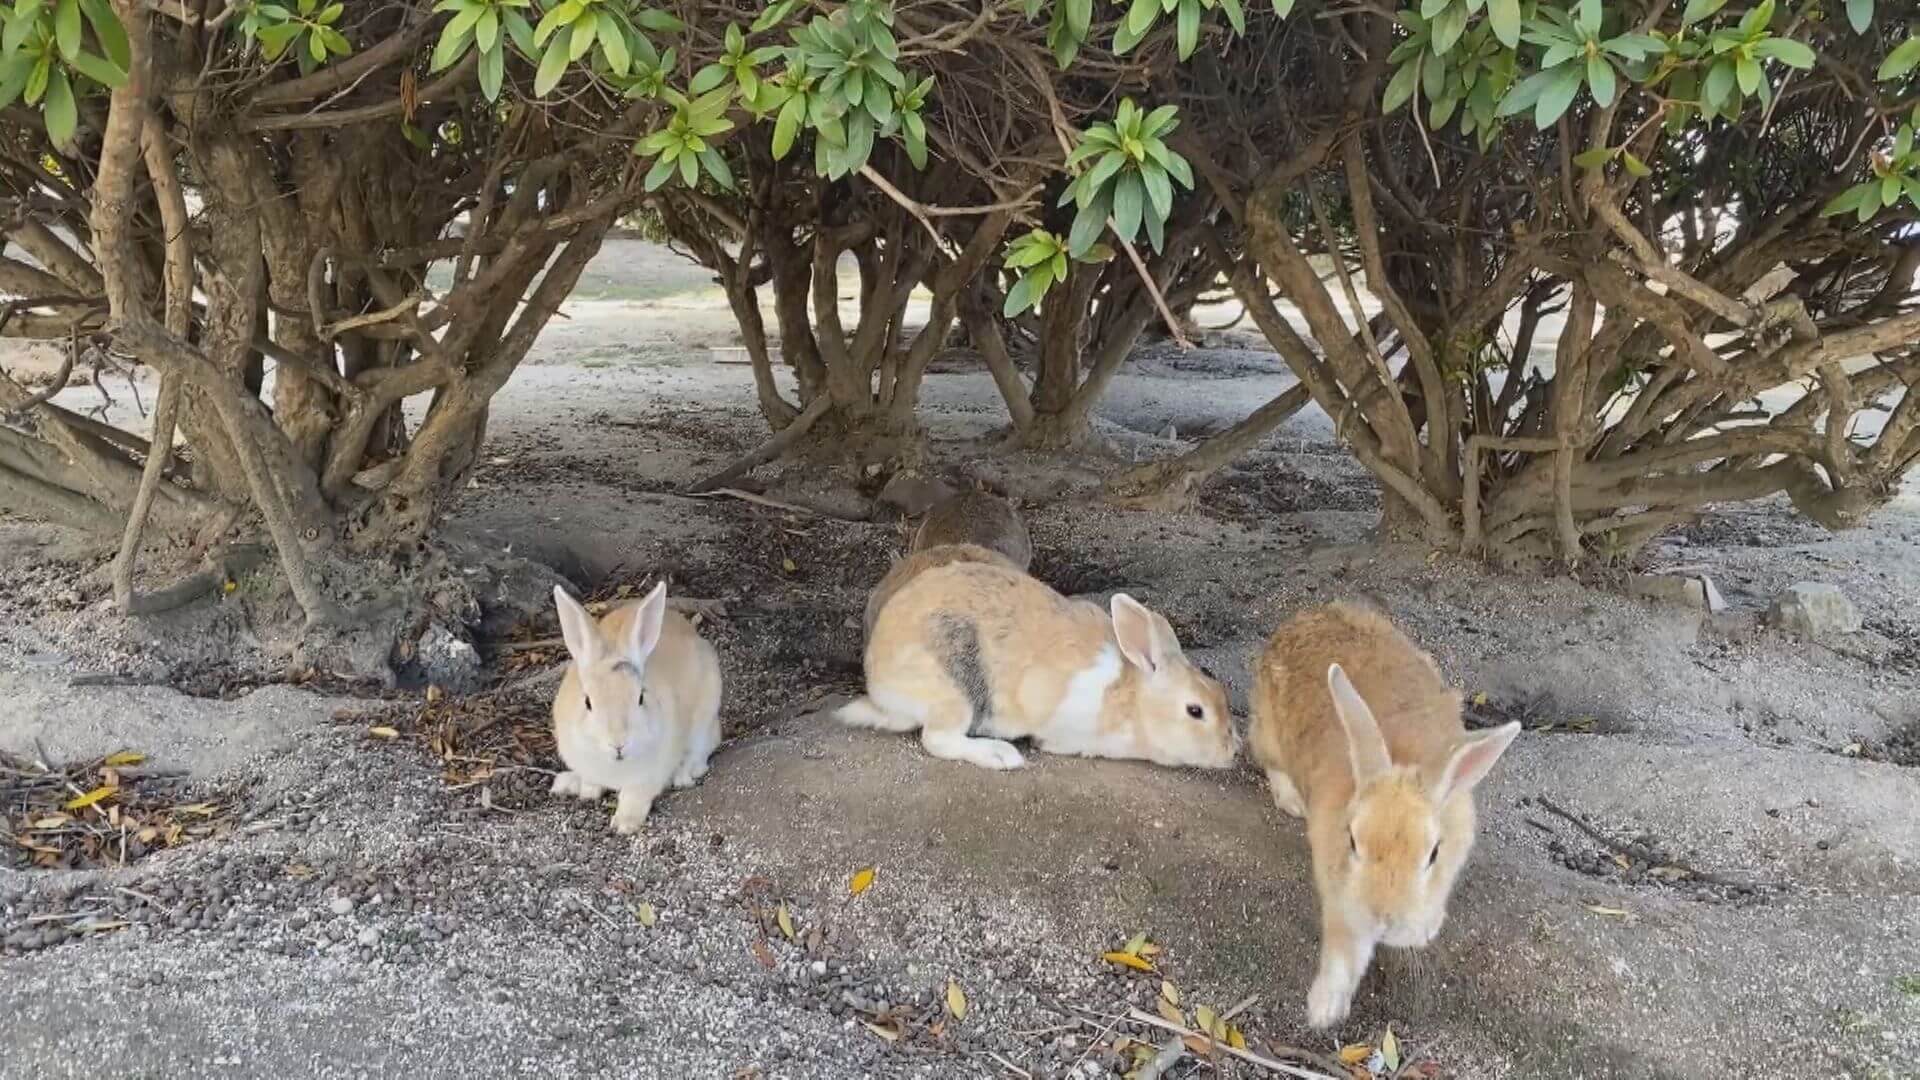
[551,581,723,835]
[1248,602,1519,1029]
[842,559,1235,771]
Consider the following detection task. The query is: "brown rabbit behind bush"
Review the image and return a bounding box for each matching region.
[863,491,1033,642]
[1249,602,1519,1029]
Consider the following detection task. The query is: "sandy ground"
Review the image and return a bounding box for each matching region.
[2,239,1919,1080]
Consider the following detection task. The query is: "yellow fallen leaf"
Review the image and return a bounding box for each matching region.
[222,579,237,594]
[861,1020,900,1043]
[368,726,401,740]
[1227,1025,1246,1050]
[781,558,798,574]
[1382,1025,1401,1071]
[1160,980,1180,1008]
[1586,904,1630,917]
[103,751,146,767]
[776,902,794,941]
[1339,1044,1373,1066]
[426,686,444,704]
[1195,1005,1219,1039]
[849,867,875,896]
[1471,692,1489,706]
[136,826,159,844]
[1156,997,1185,1025]
[64,785,117,811]
[635,902,657,928]
[946,979,967,1020]
[1101,951,1155,972]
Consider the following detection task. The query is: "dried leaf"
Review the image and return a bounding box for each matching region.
[1586,904,1630,917]
[29,816,68,829]
[172,803,218,816]
[1138,942,1164,957]
[1160,980,1180,1007]
[750,937,776,968]
[1382,1025,1401,1071]
[636,902,657,928]
[1156,997,1185,1025]
[1194,1005,1218,1038]
[1611,853,1632,871]
[368,726,402,740]
[1339,1044,1373,1066]
[102,751,146,767]
[776,902,795,940]
[1101,951,1155,972]
[946,979,967,1020]
[1470,691,1489,706]
[861,1019,901,1043]
[849,867,875,896]
[426,685,444,704]
[63,785,117,811]
[1227,1025,1246,1050]
[1182,1035,1213,1055]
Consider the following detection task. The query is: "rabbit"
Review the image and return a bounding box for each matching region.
[841,558,1236,771]
[550,581,724,835]
[1247,601,1520,1029]
[863,543,1020,643]
[911,490,1033,571]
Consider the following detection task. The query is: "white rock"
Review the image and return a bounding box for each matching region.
[1769,582,1861,639]
[328,897,355,917]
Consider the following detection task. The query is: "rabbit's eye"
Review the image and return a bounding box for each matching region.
[637,688,646,707]
[1426,842,1440,868]
[1185,704,1204,720]
[583,695,593,712]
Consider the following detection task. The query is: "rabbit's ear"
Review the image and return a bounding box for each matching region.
[554,586,600,664]
[1438,722,1520,801]
[1327,663,1391,783]
[625,580,668,664]
[1111,593,1180,674]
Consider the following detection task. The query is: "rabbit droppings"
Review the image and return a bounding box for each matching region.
[1249,602,1519,1029]
[842,559,1236,771]
[551,582,724,835]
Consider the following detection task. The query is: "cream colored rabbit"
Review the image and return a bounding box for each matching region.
[551,581,723,835]
[862,543,1019,642]
[1248,602,1519,1029]
[843,559,1235,771]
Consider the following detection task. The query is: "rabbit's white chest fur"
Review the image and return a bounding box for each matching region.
[1032,646,1129,756]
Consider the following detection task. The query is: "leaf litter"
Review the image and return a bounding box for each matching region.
[1,749,239,871]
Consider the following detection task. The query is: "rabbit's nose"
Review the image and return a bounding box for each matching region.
[613,746,625,761]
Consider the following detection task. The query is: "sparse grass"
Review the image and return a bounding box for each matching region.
[1895,975,1920,997]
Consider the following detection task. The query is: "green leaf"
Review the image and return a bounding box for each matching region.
[1112,170,1144,245]
[1002,273,1040,317]
[1420,0,1450,19]
[54,0,81,60]
[690,63,728,94]
[43,66,76,149]
[533,37,570,95]
[1681,0,1728,25]
[504,10,537,55]
[568,15,597,60]
[1587,55,1616,107]
[1878,37,1920,81]
[679,149,699,187]
[1272,0,1293,15]
[772,94,804,158]
[446,2,486,43]
[66,50,126,88]
[1067,193,1109,254]
[1219,0,1245,37]
[1430,1,1467,52]
[699,148,735,190]
[1383,59,1420,114]
[636,8,684,33]
[1429,92,1458,128]
[1534,61,1583,127]
[1487,0,1521,49]
[1620,150,1650,177]
[1125,0,1160,37]
[1844,0,1873,33]
[1735,52,1761,95]
[1753,37,1813,70]
[1575,0,1600,37]
[430,20,473,72]
[1819,184,1869,218]
[1140,161,1173,219]
[1703,58,1735,108]
[1572,146,1613,169]
[1175,0,1199,58]
[478,38,504,100]
[24,55,48,105]
[597,13,629,74]
[78,0,130,70]
[533,1,578,45]
[643,152,677,191]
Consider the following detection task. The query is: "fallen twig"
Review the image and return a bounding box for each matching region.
[1536,796,1783,891]
[1120,1008,1343,1080]
[682,487,829,517]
